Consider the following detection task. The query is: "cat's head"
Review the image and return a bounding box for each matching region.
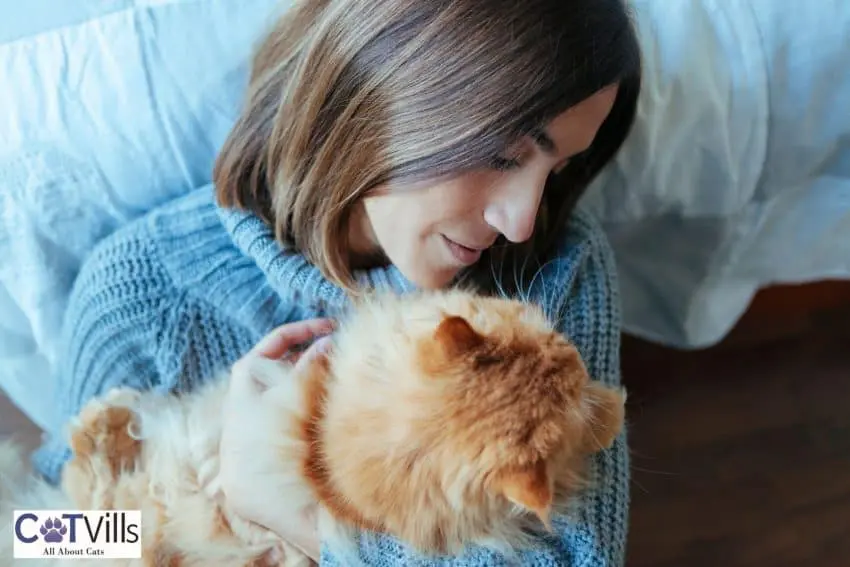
[314,289,626,553]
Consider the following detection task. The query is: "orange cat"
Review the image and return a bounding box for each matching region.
[0,288,625,566]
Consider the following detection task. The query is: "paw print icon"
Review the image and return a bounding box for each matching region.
[40,517,68,543]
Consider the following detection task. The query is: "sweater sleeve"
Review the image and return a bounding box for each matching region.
[319,210,629,567]
[31,228,165,484]
[540,211,630,567]
[29,220,259,485]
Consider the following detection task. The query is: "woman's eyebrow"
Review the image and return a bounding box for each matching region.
[529,127,557,154]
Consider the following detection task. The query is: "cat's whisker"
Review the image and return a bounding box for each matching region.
[512,251,524,303]
[630,466,678,476]
[491,252,509,300]
[520,248,544,306]
[630,478,651,495]
[527,258,559,317]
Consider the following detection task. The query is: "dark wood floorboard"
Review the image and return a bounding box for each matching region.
[622,313,850,567]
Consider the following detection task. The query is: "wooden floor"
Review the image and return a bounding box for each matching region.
[622,294,850,567]
[1,284,848,566]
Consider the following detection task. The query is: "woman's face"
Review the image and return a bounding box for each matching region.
[350,84,619,289]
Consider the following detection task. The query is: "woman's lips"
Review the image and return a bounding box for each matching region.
[442,235,485,265]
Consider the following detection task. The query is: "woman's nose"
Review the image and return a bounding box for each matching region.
[482,170,548,243]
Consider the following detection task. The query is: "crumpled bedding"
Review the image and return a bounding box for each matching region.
[586,0,850,348]
[1,0,848,429]
[581,0,850,347]
[0,0,286,429]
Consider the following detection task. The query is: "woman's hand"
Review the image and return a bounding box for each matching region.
[219,319,335,562]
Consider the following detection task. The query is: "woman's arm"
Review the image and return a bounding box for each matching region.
[31,216,261,485]
[319,208,629,566]
[31,226,166,484]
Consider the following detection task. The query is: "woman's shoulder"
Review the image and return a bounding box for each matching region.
[534,205,618,295]
[69,184,292,335]
[63,186,230,339]
[519,207,621,356]
[76,185,225,290]
[552,205,613,258]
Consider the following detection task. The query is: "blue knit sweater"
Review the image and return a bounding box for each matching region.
[32,184,629,566]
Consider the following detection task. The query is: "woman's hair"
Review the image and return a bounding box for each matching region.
[214,0,642,293]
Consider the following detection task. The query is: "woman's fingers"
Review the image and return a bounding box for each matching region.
[229,319,336,400]
[292,335,334,372]
[251,318,336,359]
[226,356,264,404]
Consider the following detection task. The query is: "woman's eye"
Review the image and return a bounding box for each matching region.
[489,156,521,171]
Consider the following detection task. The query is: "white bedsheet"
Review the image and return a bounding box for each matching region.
[583,0,850,347]
[1,0,848,429]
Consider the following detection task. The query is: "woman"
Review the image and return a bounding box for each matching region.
[33,0,641,564]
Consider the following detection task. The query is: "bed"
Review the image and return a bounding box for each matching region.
[1,0,848,431]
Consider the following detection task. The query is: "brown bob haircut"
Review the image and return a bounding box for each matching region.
[214,0,641,295]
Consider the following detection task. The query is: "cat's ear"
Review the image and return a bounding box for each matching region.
[581,382,626,452]
[495,461,554,530]
[434,315,484,357]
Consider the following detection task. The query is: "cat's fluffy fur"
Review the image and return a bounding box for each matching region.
[0,289,625,566]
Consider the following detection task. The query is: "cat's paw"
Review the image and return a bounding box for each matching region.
[100,387,143,408]
[69,388,142,475]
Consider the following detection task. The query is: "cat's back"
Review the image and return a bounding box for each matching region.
[135,378,230,496]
